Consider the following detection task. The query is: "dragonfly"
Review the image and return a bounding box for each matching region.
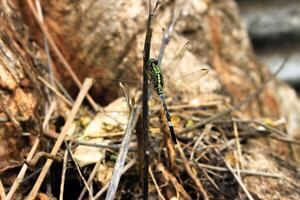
[95,42,209,144]
[147,42,208,144]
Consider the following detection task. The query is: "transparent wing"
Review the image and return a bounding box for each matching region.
[161,41,191,75]
[165,68,209,87]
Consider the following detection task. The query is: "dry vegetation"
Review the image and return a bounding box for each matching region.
[1,0,300,199]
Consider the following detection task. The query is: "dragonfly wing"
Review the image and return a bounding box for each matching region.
[161,41,191,76]
[165,68,209,87]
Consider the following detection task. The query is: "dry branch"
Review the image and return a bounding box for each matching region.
[5,101,57,200]
[59,150,68,200]
[25,0,99,111]
[177,144,209,200]
[179,57,288,134]
[26,78,94,200]
[224,160,254,200]
[105,105,142,200]
[1,0,299,199]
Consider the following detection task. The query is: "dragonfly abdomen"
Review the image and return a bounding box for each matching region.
[159,94,177,144]
[152,73,164,96]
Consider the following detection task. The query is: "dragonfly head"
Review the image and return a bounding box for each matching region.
[147,58,158,69]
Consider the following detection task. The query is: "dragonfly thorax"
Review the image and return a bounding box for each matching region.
[147,58,164,96]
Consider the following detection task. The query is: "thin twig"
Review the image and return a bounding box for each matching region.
[177,143,209,200]
[76,141,137,151]
[89,186,94,200]
[59,150,68,200]
[35,0,54,102]
[93,159,136,199]
[5,101,57,200]
[27,78,94,200]
[26,0,99,111]
[54,77,74,103]
[119,82,131,111]
[157,9,179,65]
[149,167,166,200]
[6,168,43,192]
[233,121,243,177]
[178,57,289,134]
[105,105,142,200]
[269,135,300,145]
[66,142,94,200]
[0,179,6,200]
[210,118,300,145]
[201,169,220,191]
[139,0,160,199]
[38,76,73,107]
[157,162,192,200]
[0,116,28,122]
[190,124,212,160]
[25,151,63,168]
[247,120,300,145]
[78,158,102,200]
[224,160,254,200]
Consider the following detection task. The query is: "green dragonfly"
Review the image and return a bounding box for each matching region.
[147,42,208,144]
[96,42,209,144]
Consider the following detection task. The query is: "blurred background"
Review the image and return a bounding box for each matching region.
[236,0,300,92]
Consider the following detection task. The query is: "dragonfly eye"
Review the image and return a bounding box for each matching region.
[148,58,158,67]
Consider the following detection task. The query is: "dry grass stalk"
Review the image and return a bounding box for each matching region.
[59,150,68,200]
[78,158,102,200]
[149,167,166,200]
[26,78,94,200]
[66,142,95,200]
[0,179,6,199]
[224,160,254,200]
[177,143,209,200]
[38,76,73,107]
[179,57,288,135]
[105,105,142,200]
[93,159,136,199]
[5,101,57,200]
[157,162,192,200]
[26,0,99,111]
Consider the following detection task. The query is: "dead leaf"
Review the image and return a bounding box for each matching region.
[96,164,113,185]
[73,138,106,167]
[83,98,129,137]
